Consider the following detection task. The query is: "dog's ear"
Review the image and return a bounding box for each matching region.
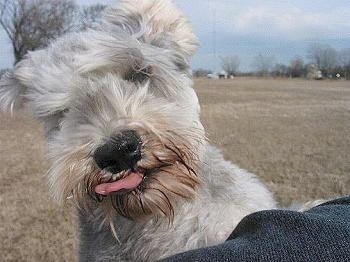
[1,52,71,122]
[105,0,199,60]
[0,71,26,113]
[0,54,73,135]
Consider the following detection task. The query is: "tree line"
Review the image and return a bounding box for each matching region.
[194,44,350,80]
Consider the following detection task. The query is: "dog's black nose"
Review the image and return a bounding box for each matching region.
[94,130,142,174]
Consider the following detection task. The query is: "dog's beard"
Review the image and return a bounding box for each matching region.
[49,129,201,222]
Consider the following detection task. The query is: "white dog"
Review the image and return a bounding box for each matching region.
[0,0,276,261]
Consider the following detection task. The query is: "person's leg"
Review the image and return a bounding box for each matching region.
[160,196,350,262]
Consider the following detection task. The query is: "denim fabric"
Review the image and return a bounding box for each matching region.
[160,196,350,262]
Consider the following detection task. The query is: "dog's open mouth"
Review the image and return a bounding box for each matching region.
[95,171,144,196]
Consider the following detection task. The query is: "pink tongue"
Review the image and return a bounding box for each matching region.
[95,172,143,196]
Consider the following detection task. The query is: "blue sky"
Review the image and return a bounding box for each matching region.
[1,0,349,71]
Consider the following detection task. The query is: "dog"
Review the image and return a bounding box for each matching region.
[0,0,276,261]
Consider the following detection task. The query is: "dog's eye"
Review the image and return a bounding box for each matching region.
[124,66,152,83]
[62,108,69,114]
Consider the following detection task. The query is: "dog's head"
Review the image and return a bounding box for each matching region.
[0,0,204,221]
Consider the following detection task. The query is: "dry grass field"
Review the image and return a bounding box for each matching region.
[1,78,349,261]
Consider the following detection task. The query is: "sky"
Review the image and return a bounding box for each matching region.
[0,0,349,71]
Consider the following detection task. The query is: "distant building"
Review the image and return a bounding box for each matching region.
[218,71,228,79]
[206,73,219,79]
[207,71,229,79]
[306,64,323,80]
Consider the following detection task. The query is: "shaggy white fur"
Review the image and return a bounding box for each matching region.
[0,0,276,261]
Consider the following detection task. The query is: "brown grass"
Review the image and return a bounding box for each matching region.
[1,78,349,261]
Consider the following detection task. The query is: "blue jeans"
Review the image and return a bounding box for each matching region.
[160,196,350,262]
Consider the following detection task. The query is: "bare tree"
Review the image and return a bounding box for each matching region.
[192,68,212,78]
[0,0,76,64]
[0,68,9,78]
[289,56,304,78]
[79,4,106,31]
[307,43,337,76]
[272,63,289,78]
[252,54,275,77]
[220,55,240,76]
[338,48,350,79]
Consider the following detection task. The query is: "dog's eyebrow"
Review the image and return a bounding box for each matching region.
[124,65,152,83]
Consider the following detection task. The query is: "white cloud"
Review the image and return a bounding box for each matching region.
[77,0,114,5]
[177,1,350,42]
[211,3,350,40]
